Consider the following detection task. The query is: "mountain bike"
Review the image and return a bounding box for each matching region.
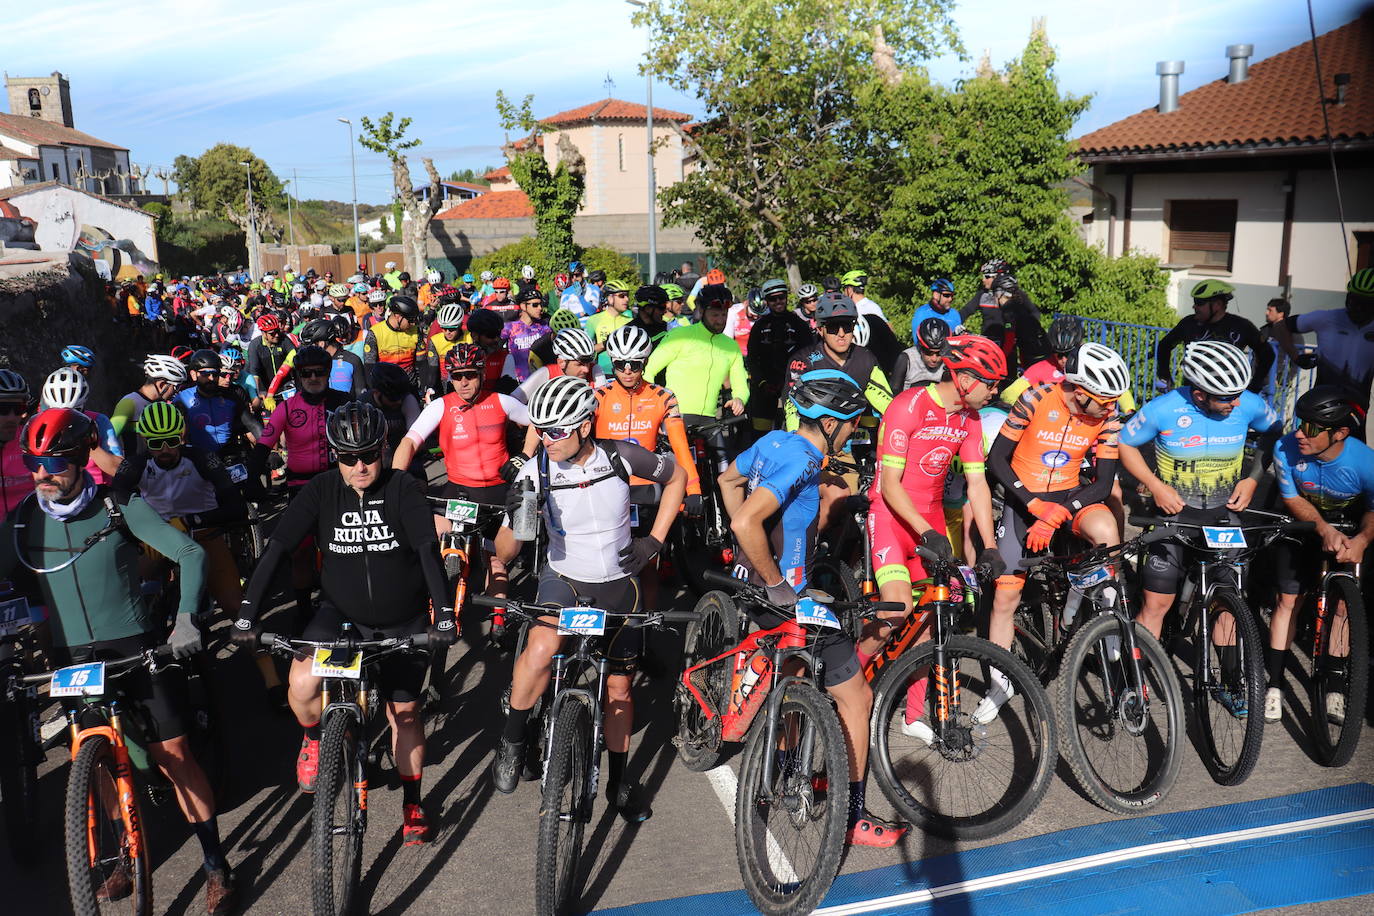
[1131,511,1311,786]
[865,549,1057,839]
[427,496,503,703]
[472,594,696,916]
[0,587,42,865]
[674,570,902,916]
[672,414,749,596]
[258,626,430,916]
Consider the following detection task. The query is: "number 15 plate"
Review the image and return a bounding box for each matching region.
[559,607,607,635]
[51,662,106,698]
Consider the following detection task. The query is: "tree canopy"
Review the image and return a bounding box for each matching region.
[495,92,586,273]
[172,144,285,215]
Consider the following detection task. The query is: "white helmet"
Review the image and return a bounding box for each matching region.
[219,304,240,323]
[853,315,871,348]
[528,373,596,428]
[436,302,466,330]
[426,270,441,284]
[605,324,653,362]
[219,353,236,372]
[521,264,536,281]
[42,367,89,410]
[384,261,397,270]
[552,328,595,361]
[291,283,306,295]
[480,270,494,282]
[143,354,188,383]
[1064,342,1129,399]
[1183,340,1252,397]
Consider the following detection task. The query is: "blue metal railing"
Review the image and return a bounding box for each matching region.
[1078,318,1317,430]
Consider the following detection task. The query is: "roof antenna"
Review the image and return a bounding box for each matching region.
[604,73,615,96]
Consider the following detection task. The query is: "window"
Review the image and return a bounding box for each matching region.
[618,134,625,172]
[1166,199,1237,271]
[51,162,60,180]
[28,89,41,112]
[1355,231,1373,271]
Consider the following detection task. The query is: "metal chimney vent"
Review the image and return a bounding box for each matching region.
[1157,60,1185,113]
[1227,44,1253,83]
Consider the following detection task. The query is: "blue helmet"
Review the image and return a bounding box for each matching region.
[790,369,866,420]
[929,278,954,294]
[462,273,475,284]
[61,345,95,368]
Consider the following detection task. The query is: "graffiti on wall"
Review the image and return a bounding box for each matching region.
[76,224,158,278]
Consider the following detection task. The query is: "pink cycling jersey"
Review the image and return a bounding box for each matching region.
[1,438,34,523]
[258,392,339,481]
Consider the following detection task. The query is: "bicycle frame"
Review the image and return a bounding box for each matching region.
[680,617,812,743]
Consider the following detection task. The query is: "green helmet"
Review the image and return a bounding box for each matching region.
[841,269,868,289]
[549,308,583,332]
[1190,278,1235,301]
[661,282,685,301]
[135,401,187,439]
[603,279,631,295]
[1347,267,1374,297]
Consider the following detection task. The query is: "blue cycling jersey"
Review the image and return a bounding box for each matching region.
[909,303,964,342]
[1120,387,1280,509]
[175,388,239,454]
[1273,433,1374,517]
[733,430,826,593]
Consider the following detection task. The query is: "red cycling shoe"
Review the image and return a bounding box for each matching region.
[297,735,320,794]
[402,804,431,845]
[845,812,907,848]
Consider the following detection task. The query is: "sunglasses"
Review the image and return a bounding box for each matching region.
[539,425,580,442]
[337,449,382,466]
[823,320,856,334]
[145,436,184,450]
[613,359,646,373]
[1077,389,1118,408]
[764,293,787,301]
[0,404,26,417]
[983,273,997,279]
[297,368,327,379]
[197,369,220,378]
[1299,420,1336,438]
[572,357,594,367]
[450,370,482,381]
[23,454,75,473]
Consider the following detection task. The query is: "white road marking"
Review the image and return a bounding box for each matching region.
[705,763,799,885]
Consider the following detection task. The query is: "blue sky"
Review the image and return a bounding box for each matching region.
[3,0,1365,205]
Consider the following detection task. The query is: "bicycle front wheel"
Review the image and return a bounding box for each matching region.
[870,635,1057,839]
[535,699,592,916]
[735,684,847,916]
[312,711,364,916]
[0,692,41,864]
[1308,575,1368,767]
[675,591,738,772]
[1057,614,1184,814]
[1191,589,1265,785]
[64,735,152,916]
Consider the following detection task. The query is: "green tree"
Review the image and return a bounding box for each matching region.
[639,0,959,288]
[169,144,286,277]
[447,166,494,186]
[469,238,641,298]
[495,91,586,272]
[358,112,442,277]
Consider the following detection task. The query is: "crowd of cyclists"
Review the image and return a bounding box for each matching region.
[1,254,1372,915]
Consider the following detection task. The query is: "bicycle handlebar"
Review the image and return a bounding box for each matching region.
[469,594,699,627]
[1129,514,1316,535]
[700,569,905,616]
[18,645,174,687]
[258,631,431,652]
[685,413,749,433]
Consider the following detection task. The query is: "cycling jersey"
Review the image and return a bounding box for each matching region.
[724,303,757,355]
[783,342,892,428]
[501,319,552,381]
[745,311,814,393]
[1286,309,1374,404]
[82,411,122,486]
[997,383,1121,495]
[890,348,944,395]
[113,447,245,527]
[593,381,700,495]
[1155,313,1272,393]
[246,336,295,392]
[586,310,631,351]
[1,438,34,522]
[643,322,750,416]
[908,303,964,342]
[258,390,351,482]
[732,430,827,592]
[176,387,253,454]
[364,320,423,374]
[1120,387,1280,509]
[110,390,153,447]
[266,349,366,399]
[1273,433,1374,517]
[404,390,530,488]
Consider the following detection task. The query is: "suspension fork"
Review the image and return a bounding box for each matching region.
[926,582,957,727]
[757,652,816,798]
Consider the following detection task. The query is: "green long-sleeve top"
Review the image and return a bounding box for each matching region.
[644,322,750,416]
[0,489,205,647]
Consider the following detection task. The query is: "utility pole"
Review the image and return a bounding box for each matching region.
[287,168,297,250]
[626,0,656,281]
[240,160,259,279]
[339,118,361,273]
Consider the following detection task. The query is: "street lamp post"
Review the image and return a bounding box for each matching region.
[239,160,258,279]
[626,0,656,281]
[286,170,297,250]
[339,118,361,274]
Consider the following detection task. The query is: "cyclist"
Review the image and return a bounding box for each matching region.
[502,289,552,382]
[363,362,424,469]
[245,314,295,410]
[661,282,693,330]
[234,402,455,844]
[1155,279,1272,395]
[644,283,749,422]
[783,291,893,429]
[177,349,261,456]
[364,294,425,383]
[480,276,514,310]
[891,317,951,395]
[795,282,820,329]
[987,342,1130,656]
[909,278,964,342]
[627,284,671,345]
[586,279,634,356]
[1263,386,1374,722]
[421,301,468,400]
[840,269,888,322]
[1271,268,1374,410]
[39,367,123,483]
[744,278,814,434]
[111,354,188,452]
[0,408,235,912]
[490,375,687,821]
[265,319,368,401]
[1120,341,1283,648]
[61,344,96,375]
[465,309,513,393]
[720,370,904,847]
[1,369,34,522]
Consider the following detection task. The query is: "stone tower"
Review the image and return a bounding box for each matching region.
[5,72,74,127]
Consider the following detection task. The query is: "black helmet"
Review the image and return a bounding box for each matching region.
[916,317,950,354]
[1295,385,1357,429]
[991,273,1019,295]
[587,269,607,283]
[1048,315,1083,355]
[301,318,335,345]
[326,401,387,453]
[330,314,354,341]
[187,348,221,372]
[634,285,668,308]
[820,276,841,293]
[467,309,503,337]
[696,284,733,309]
[388,296,420,320]
[294,345,331,373]
[367,361,411,400]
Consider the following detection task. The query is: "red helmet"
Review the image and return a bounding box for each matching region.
[22,408,96,458]
[255,314,281,333]
[943,335,1007,381]
[492,277,511,291]
[444,344,486,376]
[554,273,571,291]
[169,345,195,363]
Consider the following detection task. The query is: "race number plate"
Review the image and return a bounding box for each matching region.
[1202,526,1247,549]
[445,499,479,525]
[226,464,249,484]
[795,597,841,630]
[311,649,362,679]
[958,566,981,594]
[1068,565,1113,589]
[51,662,106,698]
[278,386,297,401]
[0,596,29,637]
[558,607,607,636]
[629,504,640,527]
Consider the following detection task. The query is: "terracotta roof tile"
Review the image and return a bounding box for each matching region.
[435,190,533,220]
[1076,12,1373,159]
[483,165,512,181]
[541,98,692,127]
[0,112,128,151]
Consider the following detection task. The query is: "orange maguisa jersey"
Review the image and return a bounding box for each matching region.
[594,381,700,495]
[1000,382,1120,493]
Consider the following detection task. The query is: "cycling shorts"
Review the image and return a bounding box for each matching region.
[744,606,860,688]
[440,481,508,537]
[1271,536,1321,597]
[61,634,188,744]
[535,566,643,674]
[995,498,1107,573]
[1140,507,1239,594]
[302,602,429,703]
[867,508,936,588]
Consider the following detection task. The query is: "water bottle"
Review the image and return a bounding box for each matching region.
[1061,584,1086,627]
[510,478,540,541]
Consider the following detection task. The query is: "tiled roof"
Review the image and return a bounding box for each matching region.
[1076,12,1373,160]
[434,190,533,220]
[0,111,128,151]
[483,165,512,181]
[541,98,692,127]
[0,146,30,160]
[0,180,154,215]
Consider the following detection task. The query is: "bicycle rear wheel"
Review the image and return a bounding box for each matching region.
[870,635,1057,839]
[675,591,738,772]
[1307,576,1368,768]
[735,684,847,916]
[1057,614,1183,814]
[1191,590,1265,785]
[535,699,592,916]
[0,690,41,864]
[312,710,364,916]
[64,735,152,916]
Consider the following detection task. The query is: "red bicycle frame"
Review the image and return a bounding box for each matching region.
[681,617,808,743]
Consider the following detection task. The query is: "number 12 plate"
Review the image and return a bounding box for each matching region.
[51,662,106,698]
[558,607,607,635]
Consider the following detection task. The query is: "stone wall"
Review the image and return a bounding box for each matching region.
[428,213,704,270]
